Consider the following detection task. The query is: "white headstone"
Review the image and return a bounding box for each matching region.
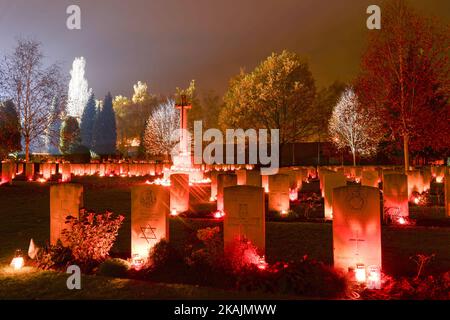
[332,185,382,273]
[268,174,290,213]
[217,173,237,211]
[61,163,71,182]
[170,173,189,214]
[210,171,220,201]
[224,185,265,255]
[131,185,169,260]
[25,162,34,181]
[407,170,424,198]
[50,184,83,245]
[236,170,261,187]
[1,162,13,185]
[362,170,379,188]
[323,172,347,219]
[383,173,408,219]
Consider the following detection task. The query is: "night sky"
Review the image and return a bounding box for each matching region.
[0,0,448,98]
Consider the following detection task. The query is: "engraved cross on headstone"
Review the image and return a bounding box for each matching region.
[349,230,365,257]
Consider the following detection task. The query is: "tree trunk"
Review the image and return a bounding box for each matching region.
[403,134,409,172]
[352,150,356,166]
[25,139,30,162]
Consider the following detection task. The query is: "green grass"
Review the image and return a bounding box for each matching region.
[0,266,300,300]
[0,179,449,299]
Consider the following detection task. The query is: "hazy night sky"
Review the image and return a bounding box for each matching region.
[0,0,448,98]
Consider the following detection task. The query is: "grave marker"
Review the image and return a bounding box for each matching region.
[224,185,265,255]
[131,185,169,260]
[50,184,83,245]
[332,185,382,274]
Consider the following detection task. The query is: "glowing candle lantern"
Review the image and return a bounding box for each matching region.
[131,254,145,271]
[367,265,381,289]
[398,216,406,225]
[213,210,225,219]
[355,264,366,283]
[10,250,24,270]
[289,188,298,201]
[257,255,268,270]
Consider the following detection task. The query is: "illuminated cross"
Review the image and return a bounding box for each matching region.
[140,225,157,244]
[349,230,365,257]
[175,94,192,156]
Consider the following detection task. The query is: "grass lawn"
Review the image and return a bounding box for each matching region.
[0,179,449,299]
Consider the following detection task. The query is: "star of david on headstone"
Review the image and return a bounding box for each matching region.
[140,225,157,243]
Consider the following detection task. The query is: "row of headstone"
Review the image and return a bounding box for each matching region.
[70,163,161,177]
[50,182,382,282]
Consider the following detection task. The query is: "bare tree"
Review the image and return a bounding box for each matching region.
[0,39,66,161]
[328,88,382,166]
[143,99,180,157]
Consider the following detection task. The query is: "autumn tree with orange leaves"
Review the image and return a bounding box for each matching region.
[356,0,449,170]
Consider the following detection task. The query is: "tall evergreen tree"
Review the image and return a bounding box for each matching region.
[92,93,117,155]
[0,100,21,158]
[45,97,63,154]
[59,116,81,154]
[80,93,96,149]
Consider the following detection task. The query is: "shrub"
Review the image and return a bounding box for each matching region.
[236,258,348,298]
[187,227,223,267]
[35,241,74,271]
[224,238,263,273]
[149,239,183,271]
[361,272,450,300]
[98,258,130,278]
[62,209,124,272]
